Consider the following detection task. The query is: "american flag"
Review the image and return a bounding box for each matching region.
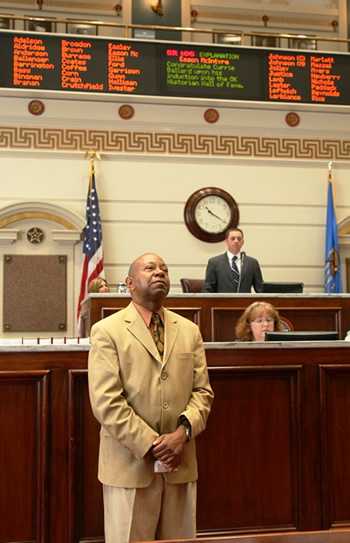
[77,163,104,334]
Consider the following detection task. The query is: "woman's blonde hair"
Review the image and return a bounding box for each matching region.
[88,277,109,293]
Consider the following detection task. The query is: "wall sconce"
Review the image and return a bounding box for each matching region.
[191,10,198,23]
[262,14,269,27]
[151,0,163,16]
[115,4,122,16]
[331,20,338,32]
[36,0,44,9]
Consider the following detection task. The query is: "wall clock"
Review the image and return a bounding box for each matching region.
[184,187,239,243]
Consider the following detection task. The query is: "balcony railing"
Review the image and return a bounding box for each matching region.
[0,13,349,52]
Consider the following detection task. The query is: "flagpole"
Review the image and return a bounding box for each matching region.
[77,150,103,335]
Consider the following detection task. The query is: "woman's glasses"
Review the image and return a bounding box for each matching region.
[251,317,275,324]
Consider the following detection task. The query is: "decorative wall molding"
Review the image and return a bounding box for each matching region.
[1,126,350,161]
[0,230,19,245]
[338,216,350,236]
[0,202,86,231]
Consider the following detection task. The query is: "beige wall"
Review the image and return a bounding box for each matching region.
[1,92,350,329]
[1,0,350,337]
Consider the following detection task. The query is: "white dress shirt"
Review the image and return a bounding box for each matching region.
[227,251,242,273]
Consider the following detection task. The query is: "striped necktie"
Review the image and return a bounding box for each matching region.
[151,313,164,357]
[231,256,240,285]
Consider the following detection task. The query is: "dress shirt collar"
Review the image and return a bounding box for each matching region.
[227,251,241,264]
[132,301,164,328]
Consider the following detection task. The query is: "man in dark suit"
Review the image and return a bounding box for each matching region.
[202,227,263,293]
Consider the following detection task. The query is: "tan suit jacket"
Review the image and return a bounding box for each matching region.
[88,302,214,488]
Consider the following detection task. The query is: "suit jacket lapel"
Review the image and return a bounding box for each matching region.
[163,309,178,366]
[122,303,181,364]
[124,303,160,361]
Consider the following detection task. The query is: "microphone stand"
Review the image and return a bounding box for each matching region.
[237,252,245,293]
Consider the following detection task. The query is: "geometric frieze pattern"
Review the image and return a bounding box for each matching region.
[1,126,350,161]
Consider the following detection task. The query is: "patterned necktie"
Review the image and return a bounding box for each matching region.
[151,313,164,358]
[231,256,240,285]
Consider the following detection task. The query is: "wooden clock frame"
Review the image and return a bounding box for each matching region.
[184,187,239,243]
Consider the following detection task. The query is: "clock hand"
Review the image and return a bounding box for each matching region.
[205,206,225,222]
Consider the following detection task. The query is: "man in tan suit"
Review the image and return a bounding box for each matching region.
[88,253,214,543]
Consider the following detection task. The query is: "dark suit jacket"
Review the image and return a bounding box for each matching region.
[201,253,263,293]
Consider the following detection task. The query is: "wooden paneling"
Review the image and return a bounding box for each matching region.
[195,366,302,533]
[1,344,350,542]
[320,365,350,529]
[81,295,350,341]
[68,370,103,543]
[0,370,49,543]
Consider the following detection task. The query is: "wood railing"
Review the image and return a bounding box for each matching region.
[0,13,349,49]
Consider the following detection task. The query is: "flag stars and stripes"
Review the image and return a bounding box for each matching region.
[77,166,105,334]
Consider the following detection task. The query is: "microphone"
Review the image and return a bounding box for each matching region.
[237,252,245,293]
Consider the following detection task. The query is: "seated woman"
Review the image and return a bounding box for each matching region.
[235,301,285,341]
[88,277,110,293]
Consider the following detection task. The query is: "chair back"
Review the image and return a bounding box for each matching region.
[180,278,204,293]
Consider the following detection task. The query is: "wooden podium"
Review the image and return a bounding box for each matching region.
[80,293,350,341]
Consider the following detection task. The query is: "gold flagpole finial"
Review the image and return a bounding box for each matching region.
[328,161,332,170]
[84,150,101,200]
[84,150,101,164]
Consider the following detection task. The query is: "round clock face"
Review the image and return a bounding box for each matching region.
[184,187,239,243]
[194,195,232,234]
